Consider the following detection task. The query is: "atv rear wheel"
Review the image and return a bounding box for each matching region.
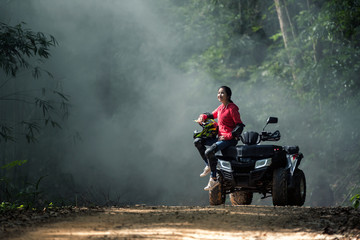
[209,181,225,206]
[230,191,253,205]
[288,169,306,206]
[272,168,288,206]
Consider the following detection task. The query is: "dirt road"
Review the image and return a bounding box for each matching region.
[1,205,359,239]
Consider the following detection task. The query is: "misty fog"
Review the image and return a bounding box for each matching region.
[1,0,357,206]
[1,0,221,205]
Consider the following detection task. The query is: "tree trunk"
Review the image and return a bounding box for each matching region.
[274,0,297,82]
[274,0,292,49]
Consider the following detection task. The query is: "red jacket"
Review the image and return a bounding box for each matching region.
[202,102,243,140]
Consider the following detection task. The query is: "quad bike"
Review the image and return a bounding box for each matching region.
[206,117,306,206]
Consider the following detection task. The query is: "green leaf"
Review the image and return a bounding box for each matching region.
[252,26,262,32]
[1,160,28,170]
[17,205,25,210]
[350,194,360,209]
[270,32,283,42]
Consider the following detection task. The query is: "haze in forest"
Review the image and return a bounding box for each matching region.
[1,0,358,206]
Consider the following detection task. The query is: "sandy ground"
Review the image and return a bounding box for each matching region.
[1,205,360,240]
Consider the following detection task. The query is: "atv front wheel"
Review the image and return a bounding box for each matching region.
[209,182,225,206]
[288,169,306,206]
[230,191,253,205]
[272,167,288,206]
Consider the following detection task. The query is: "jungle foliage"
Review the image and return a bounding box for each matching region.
[0,22,69,143]
[0,22,69,207]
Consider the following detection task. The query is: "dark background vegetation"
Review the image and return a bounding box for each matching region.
[1,0,359,207]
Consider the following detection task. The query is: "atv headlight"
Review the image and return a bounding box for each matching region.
[255,159,272,169]
[218,160,232,171]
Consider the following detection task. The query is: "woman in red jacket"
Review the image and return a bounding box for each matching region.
[194,86,245,191]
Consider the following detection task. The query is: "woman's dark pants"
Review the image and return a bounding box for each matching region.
[194,138,238,178]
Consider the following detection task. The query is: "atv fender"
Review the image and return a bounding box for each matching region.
[271,151,287,168]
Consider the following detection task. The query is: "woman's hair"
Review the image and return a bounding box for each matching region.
[219,86,233,103]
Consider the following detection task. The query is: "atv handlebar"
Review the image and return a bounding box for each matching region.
[261,130,281,142]
[239,130,281,145]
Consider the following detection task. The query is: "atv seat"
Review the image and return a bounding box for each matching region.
[284,145,299,154]
[242,131,259,145]
[215,146,237,160]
